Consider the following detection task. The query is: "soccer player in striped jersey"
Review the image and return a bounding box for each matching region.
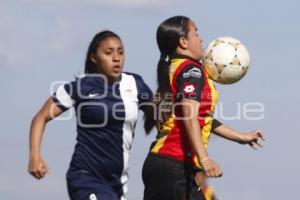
[142,16,265,200]
[28,31,152,200]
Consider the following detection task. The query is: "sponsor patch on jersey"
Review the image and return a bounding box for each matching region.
[89,193,97,200]
[183,67,202,79]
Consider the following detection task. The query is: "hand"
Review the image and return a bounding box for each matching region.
[194,171,207,188]
[28,155,49,180]
[200,158,223,178]
[238,130,265,149]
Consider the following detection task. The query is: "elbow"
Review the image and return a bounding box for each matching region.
[182,116,198,129]
[31,112,48,125]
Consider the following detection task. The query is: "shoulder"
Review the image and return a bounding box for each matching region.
[121,72,152,95]
[122,72,147,86]
[122,72,144,81]
[73,74,108,88]
[173,59,203,77]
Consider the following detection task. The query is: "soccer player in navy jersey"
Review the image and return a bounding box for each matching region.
[28,31,152,200]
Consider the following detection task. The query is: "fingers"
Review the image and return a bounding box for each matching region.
[249,142,257,150]
[205,168,222,178]
[254,130,265,148]
[28,162,49,180]
[213,167,223,177]
[246,130,265,150]
[30,168,45,179]
[36,168,45,179]
[203,160,223,178]
[249,138,264,149]
[255,139,264,148]
[29,169,42,179]
[256,130,265,141]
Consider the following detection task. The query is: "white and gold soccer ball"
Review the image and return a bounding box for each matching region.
[203,37,250,84]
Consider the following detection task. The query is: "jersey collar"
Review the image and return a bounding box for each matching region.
[170,53,201,64]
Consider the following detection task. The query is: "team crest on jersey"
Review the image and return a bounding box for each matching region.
[125,88,136,98]
[183,67,202,78]
[183,83,196,94]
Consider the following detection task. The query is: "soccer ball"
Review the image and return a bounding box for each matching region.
[203,37,250,84]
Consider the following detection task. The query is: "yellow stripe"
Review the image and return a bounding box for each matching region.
[151,59,186,153]
[194,76,219,169]
[204,186,215,200]
[169,59,187,83]
[151,116,175,153]
[202,77,219,147]
[202,117,213,147]
[151,137,167,153]
[160,116,175,134]
[193,155,201,168]
[207,78,219,115]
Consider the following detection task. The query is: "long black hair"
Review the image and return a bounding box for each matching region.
[144,16,190,134]
[85,30,121,74]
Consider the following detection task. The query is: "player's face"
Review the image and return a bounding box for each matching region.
[91,36,125,82]
[185,20,204,60]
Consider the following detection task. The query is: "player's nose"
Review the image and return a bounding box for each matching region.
[113,53,120,62]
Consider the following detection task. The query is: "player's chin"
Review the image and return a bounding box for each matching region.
[199,48,205,58]
[196,52,204,61]
[109,71,122,80]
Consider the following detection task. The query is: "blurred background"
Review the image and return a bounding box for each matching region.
[1,0,299,199]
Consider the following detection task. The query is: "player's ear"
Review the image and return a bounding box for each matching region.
[178,36,188,50]
[90,54,97,64]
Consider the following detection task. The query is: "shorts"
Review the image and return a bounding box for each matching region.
[66,168,120,200]
[142,153,206,200]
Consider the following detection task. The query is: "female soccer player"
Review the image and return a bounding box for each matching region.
[28,30,152,200]
[143,16,265,200]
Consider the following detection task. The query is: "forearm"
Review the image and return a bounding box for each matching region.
[29,115,47,157]
[181,98,209,160]
[29,97,63,157]
[211,119,242,143]
[183,118,209,160]
[181,100,223,177]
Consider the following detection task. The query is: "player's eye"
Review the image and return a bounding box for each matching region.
[118,50,124,55]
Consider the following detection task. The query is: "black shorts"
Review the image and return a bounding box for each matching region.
[142,153,206,200]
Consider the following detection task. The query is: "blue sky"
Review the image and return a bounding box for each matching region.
[1,0,300,199]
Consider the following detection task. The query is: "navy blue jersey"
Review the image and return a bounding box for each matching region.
[52,72,152,198]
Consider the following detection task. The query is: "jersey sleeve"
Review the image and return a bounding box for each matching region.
[52,81,77,111]
[176,64,204,101]
[133,74,153,112]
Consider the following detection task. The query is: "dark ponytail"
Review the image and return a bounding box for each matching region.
[157,54,171,98]
[144,55,170,134]
[85,30,121,74]
[144,16,190,134]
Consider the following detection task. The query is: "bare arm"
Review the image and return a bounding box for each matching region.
[212,119,265,149]
[28,97,64,179]
[181,98,222,178]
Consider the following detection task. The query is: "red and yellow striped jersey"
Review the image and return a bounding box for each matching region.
[150,55,219,169]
